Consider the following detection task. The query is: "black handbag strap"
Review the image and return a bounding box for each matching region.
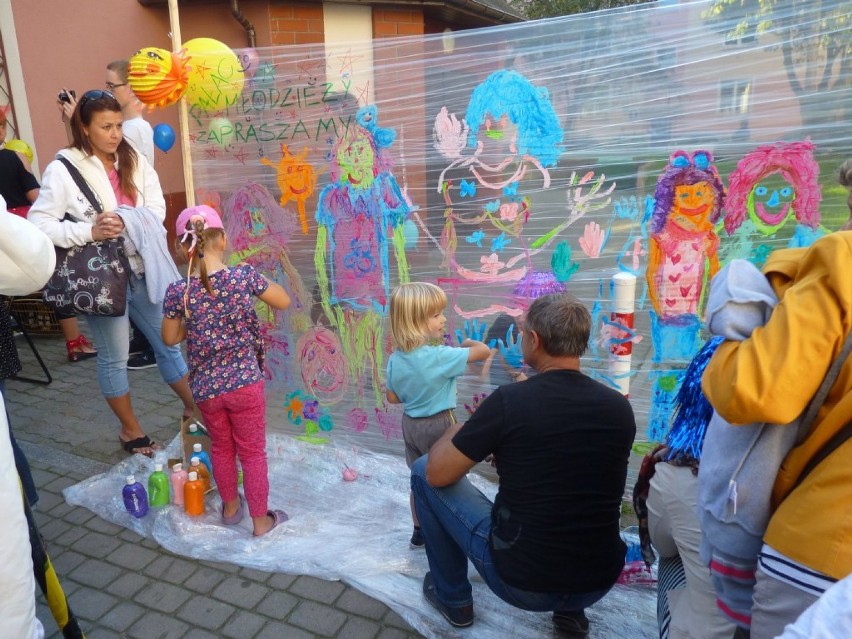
[57,156,103,215]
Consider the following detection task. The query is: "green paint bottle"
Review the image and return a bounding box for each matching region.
[147,463,170,508]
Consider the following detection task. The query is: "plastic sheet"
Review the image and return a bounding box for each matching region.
[176,0,852,476]
[64,434,657,638]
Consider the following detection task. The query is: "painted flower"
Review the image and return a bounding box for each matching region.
[480,253,505,276]
[302,398,320,421]
[465,230,485,247]
[504,182,518,196]
[484,199,500,214]
[490,232,511,253]
[284,391,305,424]
[499,202,519,222]
[460,180,476,198]
[319,415,334,432]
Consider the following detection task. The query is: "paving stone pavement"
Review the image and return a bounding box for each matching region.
[7,331,425,639]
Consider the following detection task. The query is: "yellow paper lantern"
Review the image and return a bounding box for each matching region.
[183,38,245,112]
[4,139,33,163]
[128,47,190,108]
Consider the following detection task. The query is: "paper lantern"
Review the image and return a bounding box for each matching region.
[183,38,245,112]
[128,47,190,108]
[4,139,33,163]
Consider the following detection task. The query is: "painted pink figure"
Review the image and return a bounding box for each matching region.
[646,150,725,323]
[721,140,823,267]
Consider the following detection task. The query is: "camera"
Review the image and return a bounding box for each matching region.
[58,89,76,104]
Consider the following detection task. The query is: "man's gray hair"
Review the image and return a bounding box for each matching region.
[524,293,591,358]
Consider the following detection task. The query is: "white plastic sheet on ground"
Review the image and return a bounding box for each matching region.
[64,434,656,638]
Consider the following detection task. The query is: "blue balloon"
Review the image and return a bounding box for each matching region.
[152,123,176,153]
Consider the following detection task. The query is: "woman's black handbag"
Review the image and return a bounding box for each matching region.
[41,158,131,317]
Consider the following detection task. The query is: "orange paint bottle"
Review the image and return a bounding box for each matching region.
[190,456,211,493]
[184,471,205,516]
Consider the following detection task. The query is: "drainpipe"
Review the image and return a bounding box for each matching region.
[230,0,256,48]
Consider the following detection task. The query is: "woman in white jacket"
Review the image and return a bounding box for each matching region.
[0,198,53,638]
[28,90,195,456]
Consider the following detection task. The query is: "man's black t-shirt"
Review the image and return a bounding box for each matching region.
[0,149,39,208]
[452,369,636,593]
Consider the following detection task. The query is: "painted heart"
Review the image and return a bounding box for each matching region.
[668,273,682,283]
[691,242,701,250]
[670,254,682,264]
[680,285,692,297]
[684,264,694,272]
[665,298,677,307]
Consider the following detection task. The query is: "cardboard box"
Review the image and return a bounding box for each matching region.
[180,409,211,466]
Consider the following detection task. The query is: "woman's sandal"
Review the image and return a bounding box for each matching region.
[253,509,289,537]
[66,335,97,363]
[120,435,158,457]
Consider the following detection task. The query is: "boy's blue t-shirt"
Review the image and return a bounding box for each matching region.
[386,345,469,418]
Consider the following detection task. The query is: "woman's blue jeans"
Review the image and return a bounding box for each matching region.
[410,455,610,613]
[83,275,187,398]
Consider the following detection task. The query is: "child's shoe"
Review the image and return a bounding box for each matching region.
[409,526,425,549]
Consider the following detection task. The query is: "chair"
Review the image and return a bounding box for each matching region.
[3,296,53,386]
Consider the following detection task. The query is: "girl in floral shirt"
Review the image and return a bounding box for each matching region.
[163,205,291,536]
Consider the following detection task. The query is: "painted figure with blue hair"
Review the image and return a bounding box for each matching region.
[432,69,565,323]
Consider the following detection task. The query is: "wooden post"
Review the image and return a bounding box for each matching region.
[167,0,195,207]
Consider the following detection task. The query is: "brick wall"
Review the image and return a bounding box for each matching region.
[372,8,424,37]
[270,2,325,45]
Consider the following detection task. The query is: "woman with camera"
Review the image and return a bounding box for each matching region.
[29,89,195,456]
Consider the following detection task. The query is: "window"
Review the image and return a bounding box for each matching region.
[719,80,752,114]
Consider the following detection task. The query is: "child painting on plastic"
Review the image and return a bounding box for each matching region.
[721,140,823,268]
[385,282,490,548]
[162,205,292,537]
[314,104,412,406]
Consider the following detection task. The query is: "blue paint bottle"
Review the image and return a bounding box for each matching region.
[122,475,149,518]
[192,443,213,475]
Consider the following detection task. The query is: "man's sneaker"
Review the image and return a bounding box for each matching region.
[553,610,589,638]
[128,336,147,356]
[127,350,157,370]
[409,526,425,549]
[422,572,473,628]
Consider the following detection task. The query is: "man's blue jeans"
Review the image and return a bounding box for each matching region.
[411,455,611,614]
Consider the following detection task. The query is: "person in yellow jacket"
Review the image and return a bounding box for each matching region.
[702,159,852,639]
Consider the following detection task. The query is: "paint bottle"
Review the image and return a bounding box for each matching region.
[192,443,213,475]
[184,471,205,516]
[147,463,170,508]
[190,456,211,492]
[170,462,188,506]
[122,475,148,518]
[187,421,209,437]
